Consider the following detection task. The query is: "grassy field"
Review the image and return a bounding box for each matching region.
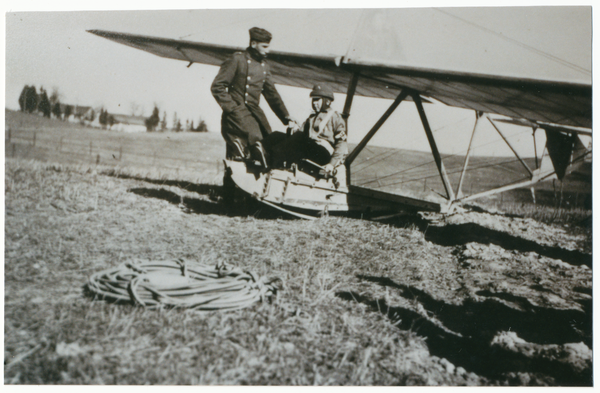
[7,108,590,221]
[4,110,593,385]
[351,144,591,218]
[5,109,226,185]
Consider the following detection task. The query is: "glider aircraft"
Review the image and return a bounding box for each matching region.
[88,10,591,219]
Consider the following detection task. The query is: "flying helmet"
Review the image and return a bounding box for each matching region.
[310,84,334,101]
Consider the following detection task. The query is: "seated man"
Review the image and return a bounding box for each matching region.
[253,84,347,175]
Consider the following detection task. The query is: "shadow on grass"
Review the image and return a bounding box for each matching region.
[129,186,298,220]
[107,172,219,196]
[122,171,591,267]
[380,215,591,268]
[424,223,592,268]
[336,275,592,386]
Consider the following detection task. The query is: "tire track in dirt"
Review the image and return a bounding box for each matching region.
[337,286,591,385]
[425,223,591,267]
[131,181,592,385]
[338,210,592,385]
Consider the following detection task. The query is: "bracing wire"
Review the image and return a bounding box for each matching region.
[357,154,522,189]
[351,148,401,174]
[352,115,473,174]
[354,127,534,188]
[178,9,285,40]
[376,156,527,190]
[434,8,590,76]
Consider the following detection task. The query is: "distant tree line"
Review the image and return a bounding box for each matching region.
[18,84,210,133]
[99,109,115,128]
[18,84,95,123]
[19,85,52,117]
[146,105,208,133]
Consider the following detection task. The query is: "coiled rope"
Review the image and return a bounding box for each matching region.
[87,259,283,311]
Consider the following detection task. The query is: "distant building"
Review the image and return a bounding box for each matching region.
[48,101,150,133]
[74,106,93,120]
[110,114,147,133]
[64,105,94,123]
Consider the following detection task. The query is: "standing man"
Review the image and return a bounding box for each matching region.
[211,27,296,160]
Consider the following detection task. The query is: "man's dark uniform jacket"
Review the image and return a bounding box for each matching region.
[211,48,290,153]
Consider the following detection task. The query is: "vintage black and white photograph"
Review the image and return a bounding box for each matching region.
[4,4,593,386]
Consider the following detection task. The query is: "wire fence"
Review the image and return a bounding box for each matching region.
[5,127,225,178]
[5,123,590,209]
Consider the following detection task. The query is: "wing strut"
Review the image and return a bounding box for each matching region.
[532,126,539,169]
[456,111,483,198]
[342,72,360,130]
[454,114,590,205]
[458,173,556,203]
[487,116,534,177]
[345,89,409,167]
[413,93,455,201]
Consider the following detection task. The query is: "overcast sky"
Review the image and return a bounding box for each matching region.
[4,2,593,157]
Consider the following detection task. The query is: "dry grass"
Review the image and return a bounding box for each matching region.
[6,158,477,385]
[4,111,592,386]
[482,201,591,226]
[5,158,592,385]
[5,109,226,186]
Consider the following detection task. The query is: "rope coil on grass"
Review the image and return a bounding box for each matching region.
[87,259,283,311]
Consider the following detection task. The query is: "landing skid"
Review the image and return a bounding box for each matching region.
[259,200,321,220]
[224,159,444,219]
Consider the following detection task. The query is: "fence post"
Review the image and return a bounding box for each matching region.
[33,132,36,147]
[96,154,100,165]
[12,143,16,158]
[7,128,11,143]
